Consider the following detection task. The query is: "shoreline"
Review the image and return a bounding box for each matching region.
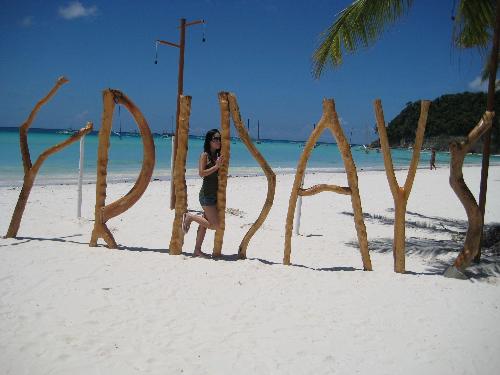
[1,162,499,188]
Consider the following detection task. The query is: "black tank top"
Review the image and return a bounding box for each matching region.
[200,153,218,197]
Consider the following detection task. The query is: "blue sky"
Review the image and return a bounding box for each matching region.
[0,0,487,143]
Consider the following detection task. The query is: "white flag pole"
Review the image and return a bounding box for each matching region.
[77,135,85,218]
[170,134,176,198]
[294,173,305,235]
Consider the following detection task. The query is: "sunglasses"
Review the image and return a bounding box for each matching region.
[211,136,221,142]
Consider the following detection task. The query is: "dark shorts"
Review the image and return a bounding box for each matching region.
[199,193,217,207]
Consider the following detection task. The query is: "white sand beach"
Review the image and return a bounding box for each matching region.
[1,165,499,374]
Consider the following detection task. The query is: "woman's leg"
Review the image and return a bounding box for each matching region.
[194,218,208,256]
[189,206,219,257]
[185,212,209,230]
[202,205,220,230]
[185,205,220,230]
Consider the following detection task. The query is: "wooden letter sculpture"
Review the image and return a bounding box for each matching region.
[169,92,275,258]
[89,89,155,248]
[212,92,231,257]
[444,111,495,279]
[227,92,276,259]
[6,77,93,238]
[374,99,430,273]
[169,96,192,255]
[283,99,372,271]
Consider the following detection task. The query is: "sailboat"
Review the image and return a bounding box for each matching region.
[162,115,175,138]
[361,125,374,153]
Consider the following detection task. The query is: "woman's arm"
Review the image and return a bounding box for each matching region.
[198,152,220,177]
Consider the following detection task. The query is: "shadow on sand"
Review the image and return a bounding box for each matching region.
[341,209,468,235]
[2,235,364,273]
[5,209,498,281]
[342,210,500,281]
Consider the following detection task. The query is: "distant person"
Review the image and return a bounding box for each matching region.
[182,129,224,257]
[430,148,437,170]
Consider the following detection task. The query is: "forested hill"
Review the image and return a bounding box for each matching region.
[382,91,500,153]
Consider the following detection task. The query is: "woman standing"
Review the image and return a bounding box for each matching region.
[430,148,437,170]
[182,129,224,257]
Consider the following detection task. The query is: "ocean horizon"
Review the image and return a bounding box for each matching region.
[1,127,498,187]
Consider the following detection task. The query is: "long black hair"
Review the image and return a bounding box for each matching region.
[203,128,221,163]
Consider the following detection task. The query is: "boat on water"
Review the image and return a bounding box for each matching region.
[361,144,380,153]
[161,131,174,138]
[123,130,140,137]
[56,128,76,135]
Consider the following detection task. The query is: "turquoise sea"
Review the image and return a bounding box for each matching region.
[0,127,498,187]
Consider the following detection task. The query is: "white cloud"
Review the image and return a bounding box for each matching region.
[469,76,488,92]
[468,76,500,92]
[20,16,34,27]
[58,1,97,20]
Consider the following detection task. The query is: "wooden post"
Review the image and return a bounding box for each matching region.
[170,18,186,210]
[89,89,155,248]
[212,92,231,257]
[283,99,372,271]
[5,77,94,238]
[169,95,191,255]
[444,111,495,278]
[227,93,276,259]
[19,77,69,174]
[374,99,430,273]
[157,19,205,210]
[330,103,371,271]
[6,123,93,238]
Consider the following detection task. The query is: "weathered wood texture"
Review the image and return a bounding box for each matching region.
[19,76,69,174]
[6,77,94,238]
[374,99,430,273]
[169,95,192,255]
[213,92,231,257]
[299,184,351,196]
[283,99,372,271]
[444,111,495,277]
[6,124,93,238]
[227,93,276,259]
[90,89,155,248]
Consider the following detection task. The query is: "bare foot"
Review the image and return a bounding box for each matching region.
[193,250,210,258]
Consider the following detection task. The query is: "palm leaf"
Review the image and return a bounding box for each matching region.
[480,51,500,83]
[312,0,414,78]
[454,0,496,84]
[453,0,494,49]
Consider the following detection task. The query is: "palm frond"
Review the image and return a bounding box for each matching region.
[312,0,414,79]
[480,51,500,82]
[453,0,494,49]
